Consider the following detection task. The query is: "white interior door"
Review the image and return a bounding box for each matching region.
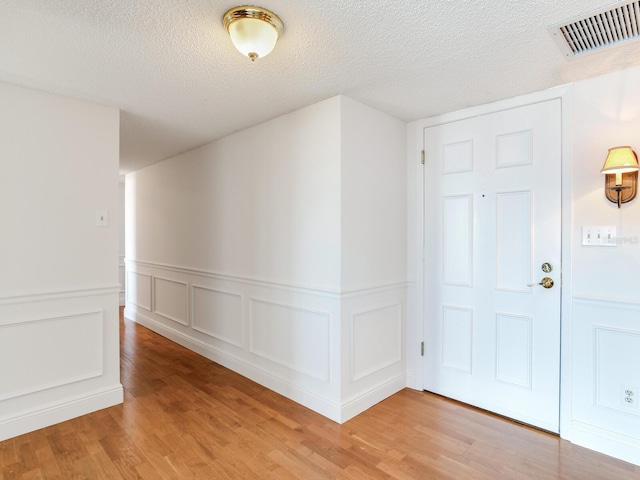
[422,99,562,433]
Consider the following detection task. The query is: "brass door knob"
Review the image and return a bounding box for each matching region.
[528,277,554,289]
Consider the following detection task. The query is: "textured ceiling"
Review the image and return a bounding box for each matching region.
[2,0,640,174]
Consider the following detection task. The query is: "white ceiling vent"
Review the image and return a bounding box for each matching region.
[549,0,640,57]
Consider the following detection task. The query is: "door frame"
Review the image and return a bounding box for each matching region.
[408,84,574,438]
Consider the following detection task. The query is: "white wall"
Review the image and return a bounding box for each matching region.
[338,97,407,413]
[128,97,342,290]
[340,96,407,291]
[569,65,640,465]
[0,82,122,440]
[125,95,407,422]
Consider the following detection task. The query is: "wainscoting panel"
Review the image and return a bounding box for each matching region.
[126,271,152,310]
[192,285,243,347]
[595,326,640,415]
[125,260,407,425]
[351,303,402,381]
[0,287,122,441]
[154,277,189,326]
[125,261,342,421]
[571,295,640,466]
[0,311,102,402]
[249,299,330,382]
[340,284,406,422]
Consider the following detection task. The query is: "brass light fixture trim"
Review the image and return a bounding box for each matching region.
[223,6,284,61]
[604,170,638,206]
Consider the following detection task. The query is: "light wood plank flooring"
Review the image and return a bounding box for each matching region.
[2,308,639,479]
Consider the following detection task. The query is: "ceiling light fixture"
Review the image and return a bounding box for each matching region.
[601,146,639,208]
[223,6,284,61]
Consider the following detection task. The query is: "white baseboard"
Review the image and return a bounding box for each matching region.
[570,421,640,467]
[0,385,123,441]
[129,309,407,424]
[129,310,342,422]
[340,375,406,423]
[405,372,420,391]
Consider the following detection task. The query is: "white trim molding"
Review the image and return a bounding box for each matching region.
[125,260,408,424]
[571,420,640,467]
[128,259,407,298]
[191,284,244,348]
[153,276,189,326]
[0,285,121,306]
[350,303,402,382]
[0,385,123,442]
[248,297,331,382]
[0,310,104,401]
[0,288,122,441]
[129,308,342,422]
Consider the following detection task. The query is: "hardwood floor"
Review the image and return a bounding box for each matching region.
[2,309,639,479]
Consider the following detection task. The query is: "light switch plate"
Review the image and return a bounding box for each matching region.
[582,226,616,246]
[96,210,109,227]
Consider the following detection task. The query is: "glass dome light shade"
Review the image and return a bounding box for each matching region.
[223,6,284,61]
[228,17,278,60]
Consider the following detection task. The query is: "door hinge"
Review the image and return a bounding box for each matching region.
[421,150,425,165]
[420,341,425,356]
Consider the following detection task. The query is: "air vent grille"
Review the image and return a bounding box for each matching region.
[549,1,640,57]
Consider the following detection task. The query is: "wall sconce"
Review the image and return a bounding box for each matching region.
[223,6,284,61]
[601,146,639,208]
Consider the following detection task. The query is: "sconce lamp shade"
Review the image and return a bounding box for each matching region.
[601,146,639,208]
[601,146,639,176]
[223,6,284,61]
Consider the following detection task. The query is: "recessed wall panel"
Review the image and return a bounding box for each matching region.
[351,303,402,381]
[192,286,242,347]
[443,140,473,174]
[250,299,330,382]
[442,306,473,373]
[127,271,152,310]
[595,326,640,414]
[154,277,189,326]
[496,314,532,388]
[0,312,103,401]
[443,195,473,286]
[496,130,532,168]
[496,191,531,292]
